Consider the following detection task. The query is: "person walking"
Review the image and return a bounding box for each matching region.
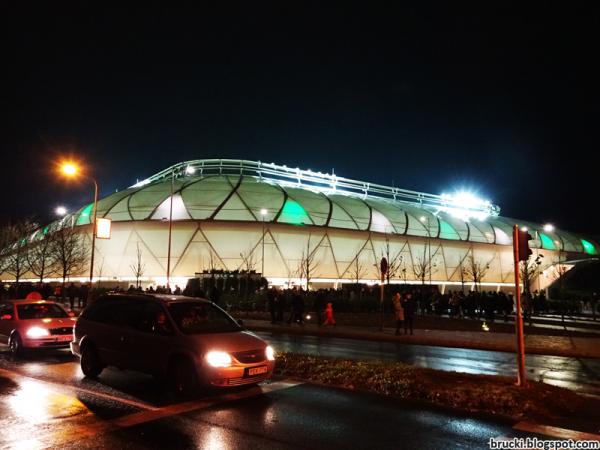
[322,302,336,326]
[267,287,278,323]
[393,292,404,335]
[402,292,415,335]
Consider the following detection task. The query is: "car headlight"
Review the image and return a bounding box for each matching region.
[26,327,50,338]
[205,351,232,368]
[266,345,275,361]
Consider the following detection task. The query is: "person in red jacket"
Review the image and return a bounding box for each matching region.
[323,302,336,326]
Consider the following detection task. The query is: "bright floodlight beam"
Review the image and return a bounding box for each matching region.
[55,206,67,216]
[543,223,555,232]
[185,166,195,174]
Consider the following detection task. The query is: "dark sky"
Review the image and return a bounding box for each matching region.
[2,3,599,235]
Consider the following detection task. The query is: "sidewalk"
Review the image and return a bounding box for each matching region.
[244,319,600,359]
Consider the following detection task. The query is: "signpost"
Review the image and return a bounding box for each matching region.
[512,225,528,387]
[380,257,388,331]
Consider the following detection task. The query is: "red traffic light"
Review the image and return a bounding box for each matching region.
[518,229,533,261]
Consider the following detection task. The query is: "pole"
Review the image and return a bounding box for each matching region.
[261,216,265,276]
[379,272,385,331]
[428,218,432,285]
[166,168,174,292]
[513,225,527,386]
[88,179,99,306]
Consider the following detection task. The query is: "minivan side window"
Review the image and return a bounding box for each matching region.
[82,297,144,328]
[137,301,173,335]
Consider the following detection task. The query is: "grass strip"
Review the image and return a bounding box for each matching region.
[274,352,599,426]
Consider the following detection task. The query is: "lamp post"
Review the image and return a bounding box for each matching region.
[166,168,174,292]
[260,208,268,276]
[59,162,98,305]
[420,216,432,284]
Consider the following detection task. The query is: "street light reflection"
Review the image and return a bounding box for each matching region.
[8,379,88,424]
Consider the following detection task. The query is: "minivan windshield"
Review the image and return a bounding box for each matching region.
[167,302,240,334]
[17,303,69,320]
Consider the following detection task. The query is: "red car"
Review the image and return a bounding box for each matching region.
[0,299,75,356]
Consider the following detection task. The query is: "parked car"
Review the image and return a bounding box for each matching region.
[71,293,275,394]
[0,299,76,356]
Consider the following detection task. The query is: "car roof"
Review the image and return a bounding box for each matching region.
[101,292,211,304]
[2,299,61,305]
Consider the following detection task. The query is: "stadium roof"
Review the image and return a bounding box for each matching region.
[56,159,597,256]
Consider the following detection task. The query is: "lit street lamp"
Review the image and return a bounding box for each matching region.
[59,161,99,305]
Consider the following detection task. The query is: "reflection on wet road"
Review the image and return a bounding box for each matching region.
[0,351,544,450]
[256,332,600,396]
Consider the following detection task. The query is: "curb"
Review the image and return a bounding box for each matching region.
[247,323,600,359]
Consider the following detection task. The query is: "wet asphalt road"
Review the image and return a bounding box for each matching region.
[256,331,600,396]
[0,348,543,449]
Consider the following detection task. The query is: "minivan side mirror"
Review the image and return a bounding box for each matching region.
[237,319,244,327]
[1,314,12,321]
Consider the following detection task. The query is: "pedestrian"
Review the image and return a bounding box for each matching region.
[267,287,278,323]
[393,292,404,335]
[68,283,76,310]
[323,302,336,326]
[402,292,415,335]
[287,287,304,325]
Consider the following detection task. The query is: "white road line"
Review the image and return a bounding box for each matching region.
[0,367,159,411]
[513,421,600,441]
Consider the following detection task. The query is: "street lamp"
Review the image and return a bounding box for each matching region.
[59,161,99,305]
[260,208,268,276]
[420,215,432,284]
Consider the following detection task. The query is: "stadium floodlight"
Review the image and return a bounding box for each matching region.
[185,166,196,175]
[543,223,555,232]
[439,191,494,221]
[55,206,67,216]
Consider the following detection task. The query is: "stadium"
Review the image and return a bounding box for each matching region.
[15,159,600,291]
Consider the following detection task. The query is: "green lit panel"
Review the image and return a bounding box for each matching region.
[42,225,50,235]
[278,199,311,225]
[439,220,460,240]
[582,239,597,255]
[76,204,93,226]
[539,233,556,250]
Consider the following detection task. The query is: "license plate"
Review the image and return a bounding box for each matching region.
[57,335,72,342]
[247,366,268,376]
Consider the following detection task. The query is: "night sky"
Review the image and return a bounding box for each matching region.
[3,3,599,235]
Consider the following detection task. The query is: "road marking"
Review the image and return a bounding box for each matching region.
[113,379,303,428]
[0,367,159,411]
[513,421,600,441]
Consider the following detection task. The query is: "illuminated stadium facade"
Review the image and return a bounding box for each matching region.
[15,159,600,290]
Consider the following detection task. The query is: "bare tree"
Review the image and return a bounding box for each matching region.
[463,253,491,292]
[239,247,257,299]
[26,231,57,286]
[520,254,543,297]
[298,233,320,290]
[381,236,403,284]
[1,219,37,290]
[50,222,88,297]
[348,250,368,285]
[412,255,437,285]
[129,243,146,288]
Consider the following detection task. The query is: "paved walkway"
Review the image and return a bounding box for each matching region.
[244,319,600,359]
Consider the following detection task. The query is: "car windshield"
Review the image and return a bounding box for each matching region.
[168,302,240,334]
[17,303,69,320]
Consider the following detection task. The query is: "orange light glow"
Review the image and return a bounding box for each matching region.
[60,162,79,177]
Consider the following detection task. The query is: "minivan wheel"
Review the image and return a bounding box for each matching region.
[168,358,198,396]
[9,333,23,357]
[81,344,103,378]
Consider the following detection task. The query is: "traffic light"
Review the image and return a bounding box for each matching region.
[518,229,533,261]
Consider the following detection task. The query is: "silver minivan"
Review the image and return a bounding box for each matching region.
[71,293,275,393]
